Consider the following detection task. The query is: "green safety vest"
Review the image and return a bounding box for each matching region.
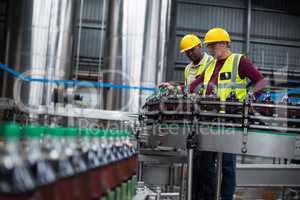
[203,53,247,102]
[184,54,213,85]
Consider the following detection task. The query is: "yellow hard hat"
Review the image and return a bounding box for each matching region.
[204,27,231,44]
[180,34,201,53]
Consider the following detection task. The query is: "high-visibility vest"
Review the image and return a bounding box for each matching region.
[203,53,247,102]
[184,53,213,86]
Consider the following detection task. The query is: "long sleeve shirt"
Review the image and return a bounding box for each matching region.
[189,55,266,98]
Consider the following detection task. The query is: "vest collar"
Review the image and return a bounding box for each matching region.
[189,53,208,68]
[217,52,233,62]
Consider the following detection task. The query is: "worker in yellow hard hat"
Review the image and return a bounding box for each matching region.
[159,34,213,92]
[189,27,267,200]
[180,34,213,86]
[180,34,216,200]
[158,34,214,200]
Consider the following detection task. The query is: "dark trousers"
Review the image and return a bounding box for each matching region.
[221,153,236,200]
[192,151,236,200]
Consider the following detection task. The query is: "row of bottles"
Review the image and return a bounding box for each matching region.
[156,83,291,104]
[100,175,137,200]
[143,85,300,129]
[152,84,292,105]
[0,122,138,200]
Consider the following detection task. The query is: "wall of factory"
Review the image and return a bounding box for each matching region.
[73,0,106,75]
[173,0,300,86]
[71,0,300,88]
[0,0,6,62]
[0,0,299,86]
[0,0,7,96]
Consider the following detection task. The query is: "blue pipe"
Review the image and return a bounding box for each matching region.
[0,63,159,92]
[1,63,300,102]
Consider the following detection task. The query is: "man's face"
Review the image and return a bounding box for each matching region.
[206,42,226,59]
[185,45,202,62]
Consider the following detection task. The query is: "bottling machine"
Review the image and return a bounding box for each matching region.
[138,87,300,200]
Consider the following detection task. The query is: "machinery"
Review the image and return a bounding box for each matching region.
[1,0,300,200]
[137,87,300,200]
[140,87,300,157]
[0,0,175,199]
[0,122,138,200]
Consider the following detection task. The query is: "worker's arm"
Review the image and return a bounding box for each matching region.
[238,56,268,99]
[158,81,184,93]
[189,73,204,93]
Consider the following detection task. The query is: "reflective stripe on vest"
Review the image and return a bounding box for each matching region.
[203,83,246,89]
[184,54,213,85]
[197,56,213,76]
[203,53,247,102]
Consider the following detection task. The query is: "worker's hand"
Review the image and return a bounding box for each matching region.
[158,82,184,95]
[158,82,172,88]
[158,82,176,91]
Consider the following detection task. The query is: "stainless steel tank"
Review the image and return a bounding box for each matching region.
[2,0,76,109]
[103,0,175,113]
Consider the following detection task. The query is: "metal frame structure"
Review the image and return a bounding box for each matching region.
[133,181,180,200]
[137,150,300,200]
[139,94,300,199]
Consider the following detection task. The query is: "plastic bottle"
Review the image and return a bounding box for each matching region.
[280,89,289,105]
[159,87,169,97]
[117,130,130,181]
[203,84,220,112]
[0,122,35,200]
[79,127,103,199]
[246,87,256,103]
[105,129,120,189]
[123,130,137,178]
[225,90,239,114]
[228,90,238,102]
[279,89,290,128]
[262,86,274,116]
[111,130,125,186]
[195,84,204,96]
[23,124,56,200]
[64,127,90,200]
[263,86,273,104]
[97,128,117,194]
[44,126,75,200]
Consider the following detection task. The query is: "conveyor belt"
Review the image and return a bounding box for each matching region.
[142,125,300,160]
